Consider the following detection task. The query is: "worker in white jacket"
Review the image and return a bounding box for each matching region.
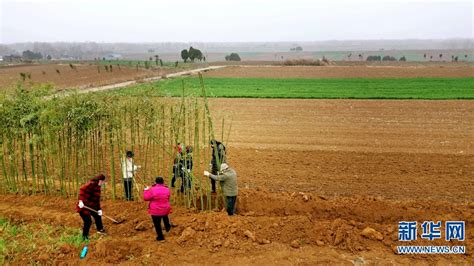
[122,150,140,201]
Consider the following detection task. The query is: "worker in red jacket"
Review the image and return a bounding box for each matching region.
[76,174,107,240]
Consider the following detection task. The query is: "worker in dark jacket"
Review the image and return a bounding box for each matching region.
[209,139,226,193]
[171,144,193,193]
[204,163,238,215]
[171,144,183,190]
[76,174,107,240]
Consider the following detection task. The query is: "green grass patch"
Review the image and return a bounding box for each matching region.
[0,217,87,264]
[110,77,474,99]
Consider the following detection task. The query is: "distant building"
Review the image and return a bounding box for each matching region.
[59,55,77,61]
[103,53,123,60]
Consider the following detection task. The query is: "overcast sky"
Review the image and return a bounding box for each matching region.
[0,0,472,43]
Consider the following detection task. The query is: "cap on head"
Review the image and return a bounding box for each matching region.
[220,163,229,171]
[126,151,134,158]
[176,143,184,153]
[186,145,193,153]
[155,176,164,184]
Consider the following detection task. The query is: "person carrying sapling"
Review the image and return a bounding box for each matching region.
[204,163,238,216]
[172,144,194,193]
[209,139,226,193]
[121,150,141,201]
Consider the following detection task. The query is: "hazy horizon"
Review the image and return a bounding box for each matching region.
[2,38,474,45]
[1,0,472,44]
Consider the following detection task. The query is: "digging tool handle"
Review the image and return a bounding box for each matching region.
[83,205,120,223]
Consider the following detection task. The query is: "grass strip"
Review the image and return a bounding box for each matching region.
[110,77,474,99]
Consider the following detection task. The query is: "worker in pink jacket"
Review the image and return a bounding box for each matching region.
[143,176,171,241]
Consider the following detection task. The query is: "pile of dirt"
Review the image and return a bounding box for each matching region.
[0,191,472,264]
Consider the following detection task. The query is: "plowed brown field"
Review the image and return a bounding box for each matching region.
[1,62,473,264]
[0,64,183,90]
[1,98,473,264]
[210,99,474,202]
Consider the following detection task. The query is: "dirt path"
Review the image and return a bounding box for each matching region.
[65,66,226,95]
[0,64,224,93]
[1,193,472,264]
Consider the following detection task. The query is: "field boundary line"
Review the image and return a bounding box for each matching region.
[53,65,226,96]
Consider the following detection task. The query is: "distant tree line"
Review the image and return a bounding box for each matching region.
[22,50,43,60]
[290,46,303,51]
[348,52,470,62]
[366,55,406,62]
[225,53,241,61]
[181,47,204,62]
[3,50,47,62]
[424,53,468,62]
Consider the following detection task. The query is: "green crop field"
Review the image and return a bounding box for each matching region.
[110,77,474,99]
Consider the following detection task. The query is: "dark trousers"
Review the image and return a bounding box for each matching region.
[211,169,218,192]
[226,196,237,216]
[211,179,216,193]
[172,173,191,193]
[171,166,179,188]
[80,211,103,238]
[124,179,133,201]
[151,215,171,240]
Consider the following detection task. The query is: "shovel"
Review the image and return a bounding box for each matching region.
[83,205,125,224]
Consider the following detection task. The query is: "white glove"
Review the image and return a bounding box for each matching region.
[97,210,103,216]
[187,169,191,173]
[144,186,150,190]
[203,171,210,177]
[78,200,84,208]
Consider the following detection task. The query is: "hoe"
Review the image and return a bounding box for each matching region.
[83,205,125,224]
